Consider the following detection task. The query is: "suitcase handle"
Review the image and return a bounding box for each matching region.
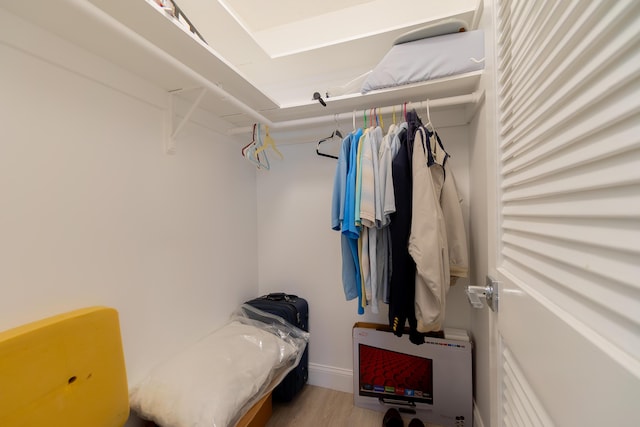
[265,293,298,302]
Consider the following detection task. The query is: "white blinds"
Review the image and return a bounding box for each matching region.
[502,347,553,427]
[496,0,640,371]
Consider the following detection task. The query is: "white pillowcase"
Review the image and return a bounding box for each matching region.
[360,30,485,94]
[129,321,296,427]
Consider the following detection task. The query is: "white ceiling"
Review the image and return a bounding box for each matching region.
[175,0,478,106]
[219,0,375,33]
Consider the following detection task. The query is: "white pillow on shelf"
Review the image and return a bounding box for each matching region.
[361,30,485,94]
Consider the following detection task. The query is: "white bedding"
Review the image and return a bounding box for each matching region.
[129,320,298,427]
[361,30,484,94]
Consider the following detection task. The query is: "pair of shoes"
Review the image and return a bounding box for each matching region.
[383,409,425,427]
[382,408,403,427]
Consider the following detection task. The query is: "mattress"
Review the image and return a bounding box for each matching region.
[361,30,484,94]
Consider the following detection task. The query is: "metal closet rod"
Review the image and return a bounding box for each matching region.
[66,0,275,127]
[227,91,484,135]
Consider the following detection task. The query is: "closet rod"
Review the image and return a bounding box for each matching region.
[227,91,484,135]
[65,0,275,128]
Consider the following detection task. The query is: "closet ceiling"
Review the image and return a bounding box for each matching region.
[0,0,479,129]
[177,0,477,108]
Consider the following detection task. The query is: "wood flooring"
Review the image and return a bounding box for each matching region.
[265,385,443,427]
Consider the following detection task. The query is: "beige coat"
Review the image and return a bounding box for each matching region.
[409,128,468,332]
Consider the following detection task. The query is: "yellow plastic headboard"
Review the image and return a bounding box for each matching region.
[0,307,129,427]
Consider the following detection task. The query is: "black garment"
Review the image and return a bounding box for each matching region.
[420,126,450,170]
[388,110,423,340]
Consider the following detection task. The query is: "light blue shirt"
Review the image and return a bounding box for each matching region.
[332,129,364,313]
[343,129,363,240]
[331,136,350,231]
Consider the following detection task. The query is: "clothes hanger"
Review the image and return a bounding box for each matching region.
[316,115,343,160]
[423,99,448,165]
[255,125,283,160]
[332,114,344,139]
[245,123,270,170]
[424,99,436,133]
[370,107,386,135]
[242,123,268,168]
[241,124,256,158]
[243,123,260,166]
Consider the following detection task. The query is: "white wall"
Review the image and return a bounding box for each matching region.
[0,7,258,398]
[468,0,498,425]
[256,122,473,392]
[468,101,493,427]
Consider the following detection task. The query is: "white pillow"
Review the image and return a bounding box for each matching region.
[129,321,296,427]
[361,30,485,94]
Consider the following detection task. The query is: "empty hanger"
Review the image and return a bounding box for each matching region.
[241,124,257,159]
[255,125,283,160]
[245,123,270,170]
[316,115,343,160]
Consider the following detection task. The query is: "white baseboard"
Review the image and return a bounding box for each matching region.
[473,400,485,427]
[308,362,353,393]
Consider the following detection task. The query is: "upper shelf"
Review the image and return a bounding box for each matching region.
[0,0,278,115]
[255,71,483,125]
[0,0,483,131]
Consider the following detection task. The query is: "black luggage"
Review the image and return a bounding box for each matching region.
[245,292,309,402]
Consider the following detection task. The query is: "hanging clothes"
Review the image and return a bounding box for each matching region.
[331,129,365,314]
[409,126,449,333]
[432,131,469,283]
[331,133,356,300]
[388,110,422,339]
[331,108,467,327]
[409,126,468,333]
[354,129,368,313]
[359,126,384,313]
[376,123,400,305]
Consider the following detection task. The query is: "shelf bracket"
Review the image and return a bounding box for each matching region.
[164,87,208,154]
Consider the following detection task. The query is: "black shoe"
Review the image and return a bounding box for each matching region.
[383,408,404,427]
[407,418,425,427]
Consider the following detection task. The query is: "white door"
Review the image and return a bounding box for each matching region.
[490,0,640,425]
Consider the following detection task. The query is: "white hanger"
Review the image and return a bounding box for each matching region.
[425,99,435,133]
[423,99,448,165]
